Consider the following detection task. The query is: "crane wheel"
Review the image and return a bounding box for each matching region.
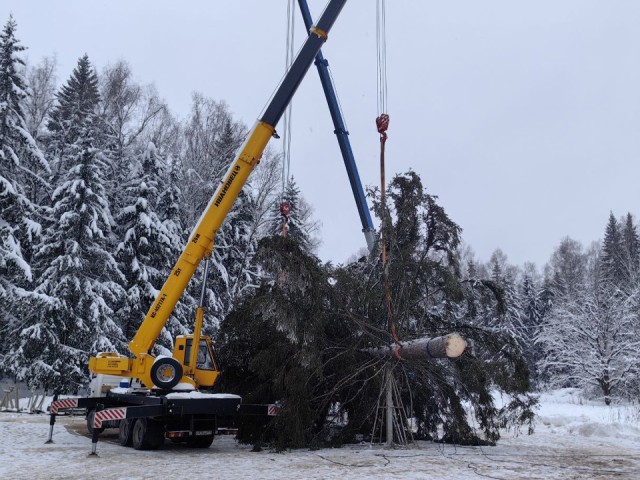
[118,418,133,446]
[150,357,183,390]
[131,418,164,450]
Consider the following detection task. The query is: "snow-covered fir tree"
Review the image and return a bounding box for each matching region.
[208,189,260,327]
[117,144,172,337]
[621,213,640,289]
[31,118,123,391]
[0,16,51,377]
[0,16,50,200]
[600,213,626,290]
[47,54,100,181]
[545,236,587,300]
[518,263,547,384]
[115,142,191,355]
[152,152,199,349]
[9,56,125,390]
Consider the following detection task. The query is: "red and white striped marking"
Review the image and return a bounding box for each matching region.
[50,398,78,414]
[93,408,127,428]
[267,404,280,416]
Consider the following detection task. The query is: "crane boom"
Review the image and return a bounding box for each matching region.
[297,0,375,252]
[128,0,348,357]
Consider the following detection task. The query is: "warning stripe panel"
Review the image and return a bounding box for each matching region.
[51,399,78,414]
[267,405,280,416]
[94,408,127,428]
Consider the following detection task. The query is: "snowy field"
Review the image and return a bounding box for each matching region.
[2,389,640,480]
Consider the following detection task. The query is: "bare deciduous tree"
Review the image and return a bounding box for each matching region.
[539,250,640,404]
[24,55,57,142]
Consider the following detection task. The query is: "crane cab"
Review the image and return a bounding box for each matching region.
[173,335,220,389]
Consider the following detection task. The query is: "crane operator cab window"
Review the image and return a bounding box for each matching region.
[184,340,215,370]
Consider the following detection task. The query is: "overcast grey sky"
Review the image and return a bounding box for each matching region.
[5,1,640,269]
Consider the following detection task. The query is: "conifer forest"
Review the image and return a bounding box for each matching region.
[1,14,639,450]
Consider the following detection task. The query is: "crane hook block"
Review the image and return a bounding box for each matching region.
[376,114,390,135]
[280,201,291,218]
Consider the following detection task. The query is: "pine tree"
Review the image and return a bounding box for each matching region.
[47,54,100,179]
[0,17,48,174]
[490,252,525,348]
[208,188,259,329]
[0,16,50,377]
[269,177,318,253]
[518,264,546,384]
[157,155,182,229]
[621,213,640,287]
[213,117,240,167]
[546,237,587,299]
[155,153,196,348]
[17,119,125,391]
[600,213,625,289]
[115,142,187,351]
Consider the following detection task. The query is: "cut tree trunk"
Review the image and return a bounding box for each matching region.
[366,333,467,360]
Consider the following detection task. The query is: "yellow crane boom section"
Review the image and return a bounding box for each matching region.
[128,121,275,356]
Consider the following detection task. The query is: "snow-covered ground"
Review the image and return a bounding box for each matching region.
[2,389,640,480]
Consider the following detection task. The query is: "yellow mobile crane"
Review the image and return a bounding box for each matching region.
[46,0,350,454]
[89,0,348,391]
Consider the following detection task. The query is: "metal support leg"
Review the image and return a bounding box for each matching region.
[89,428,100,457]
[88,404,103,457]
[45,394,58,444]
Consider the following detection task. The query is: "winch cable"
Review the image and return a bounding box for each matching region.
[280,0,296,286]
[282,0,295,195]
[376,0,388,118]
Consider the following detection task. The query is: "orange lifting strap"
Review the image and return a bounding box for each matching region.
[376,113,402,361]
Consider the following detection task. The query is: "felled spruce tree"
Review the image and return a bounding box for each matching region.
[219,171,535,449]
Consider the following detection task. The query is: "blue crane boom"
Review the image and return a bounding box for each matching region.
[297,0,376,253]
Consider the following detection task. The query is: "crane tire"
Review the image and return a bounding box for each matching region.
[118,418,133,446]
[132,418,164,450]
[150,357,183,390]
